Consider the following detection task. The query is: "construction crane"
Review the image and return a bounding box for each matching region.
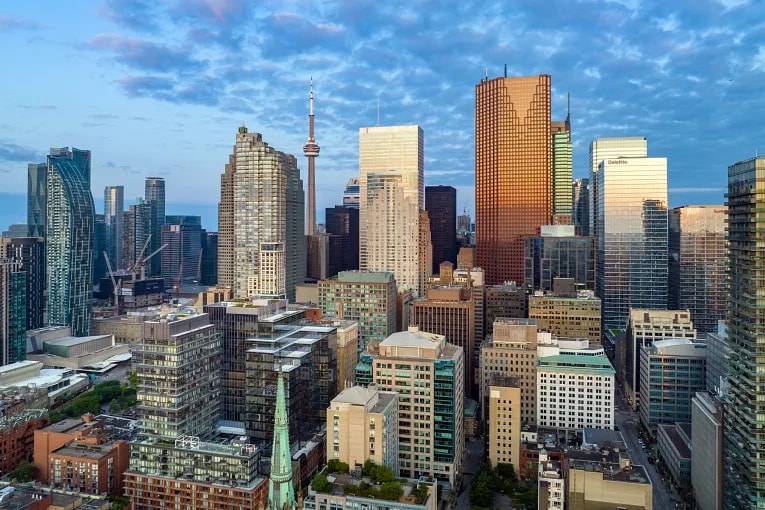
[197,249,203,284]
[128,235,152,281]
[139,243,168,281]
[103,251,122,315]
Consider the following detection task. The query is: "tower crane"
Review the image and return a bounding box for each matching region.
[103,251,122,315]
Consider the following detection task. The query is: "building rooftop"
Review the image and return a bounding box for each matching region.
[52,441,119,460]
[568,457,651,484]
[334,271,395,284]
[538,354,615,374]
[582,428,626,450]
[658,424,691,459]
[43,334,112,347]
[0,361,39,375]
[380,329,445,349]
[489,373,521,388]
[332,386,380,406]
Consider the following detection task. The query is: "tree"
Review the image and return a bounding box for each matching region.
[496,462,517,483]
[109,495,130,510]
[127,371,139,390]
[469,462,497,508]
[378,481,404,501]
[10,461,36,482]
[311,473,332,493]
[326,459,349,473]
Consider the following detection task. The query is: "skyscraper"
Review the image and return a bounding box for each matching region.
[359,125,427,296]
[668,205,726,334]
[425,185,457,274]
[1,236,45,330]
[93,213,107,285]
[161,216,203,288]
[342,178,359,209]
[475,74,552,285]
[218,125,305,300]
[596,155,668,331]
[27,163,46,238]
[589,137,648,238]
[268,372,297,510]
[325,205,359,272]
[46,148,94,337]
[200,231,218,286]
[524,225,596,291]
[572,178,590,235]
[144,177,165,277]
[551,104,573,225]
[103,185,124,270]
[724,156,765,508]
[122,199,153,272]
[303,78,320,235]
[0,259,27,365]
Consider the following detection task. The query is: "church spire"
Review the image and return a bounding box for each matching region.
[268,369,297,510]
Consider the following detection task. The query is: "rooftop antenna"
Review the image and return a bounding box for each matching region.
[504,63,507,78]
[485,67,488,80]
[377,93,381,127]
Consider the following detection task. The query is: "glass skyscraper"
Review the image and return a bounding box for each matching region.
[551,117,573,224]
[724,157,765,508]
[425,185,457,274]
[46,147,95,337]
[27,163,47,238]
[596,156,668,331]
[144,177,165,277]
[104,185,124,269]
[0,259,27,365]
[524,225,596,291]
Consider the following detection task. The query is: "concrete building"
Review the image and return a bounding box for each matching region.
[355,327,464,484]
[487,374,521,470]
[484,283,528,337]
[692,391,723,510]
[0,361,88,405]
[538,448,564,510]
[456,247,475,270]
[528,291,601,344]
[318,271,397,355]
[218,125,305,301]
[537,354,615,431]
[25,326,127,369]
[668,205,726,334]
[621,309,696,409]
[657,422,692,489]
[565,449,652,509]
[639,338,706,433]
[305,473,437,510]
[327,386,399,474]
[524,225,595,292]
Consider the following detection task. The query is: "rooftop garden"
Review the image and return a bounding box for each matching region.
[311,460,430,505]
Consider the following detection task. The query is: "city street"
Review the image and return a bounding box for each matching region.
[455,437,485,510]
[614,390,675,510]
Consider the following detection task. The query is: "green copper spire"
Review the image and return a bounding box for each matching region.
[268,369,297,510]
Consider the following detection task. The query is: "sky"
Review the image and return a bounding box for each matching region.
[1,0,764,231]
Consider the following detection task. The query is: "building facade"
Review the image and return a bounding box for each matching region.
[668,205,726,333]
[342,177,360,209]
[528,292,602,344]
[161,215,203,288]
[27,163,47,238]
[692,391,723,510]
[475,74,552,285]
[218,126,305,300]
[524,225,595,292]
[425,185,457,274]
[572,178,589,236]
[551,117,572,225]
[144,177,165,277]
[103,185,124,270]
[0,259,27,365]
[0,237,44,330]
[0,409,49,476]
[487,374,521,470]
[46,148,95,337]
[325,205,359,272]
[657,423,692,488]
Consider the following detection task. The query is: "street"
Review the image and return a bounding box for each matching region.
[614,389,675,510]
[455,437,485,510]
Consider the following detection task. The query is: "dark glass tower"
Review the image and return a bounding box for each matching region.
[161,216,202,288]
[200,231,218,286]
[1,237,45,330]
[104,185,124,269]
[93,214,107,285]
[325,205,359,272]
[27,163,47,238]
[145,177,165,277]
[425,185,457,275]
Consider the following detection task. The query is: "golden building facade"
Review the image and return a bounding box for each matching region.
[528,293,602,343]
[488,374,521,470]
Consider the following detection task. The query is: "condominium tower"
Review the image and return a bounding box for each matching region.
[218,125,305,300]
[475,74,552,285]
[144,177,165,277]
[104,185,124,269]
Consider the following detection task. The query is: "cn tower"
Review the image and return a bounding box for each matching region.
[303,78,320,235]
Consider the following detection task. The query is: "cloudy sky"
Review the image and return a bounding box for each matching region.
[1,0,763,230]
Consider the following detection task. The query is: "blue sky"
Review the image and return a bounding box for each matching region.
[1,0,764,231]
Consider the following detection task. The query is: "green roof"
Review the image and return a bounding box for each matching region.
[537,354,615,374]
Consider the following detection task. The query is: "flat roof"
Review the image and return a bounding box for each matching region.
[658,424,691,459]
[53,442,116,460]
[44,334,112,347]
[538,355,615,373]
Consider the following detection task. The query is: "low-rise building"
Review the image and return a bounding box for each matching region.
[657,422,692,489]
[0,361,88,405]
[0,409,49,475]
[26,326,127,370]
[565,449,652,509]
[538,449,564,510]
[304,471,437,510]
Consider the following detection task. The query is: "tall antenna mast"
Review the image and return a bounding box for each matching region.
[377,93,381,127]
[303,77,320,235]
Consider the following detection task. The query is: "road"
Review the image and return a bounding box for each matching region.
[455,437,485,510]
[614,389,675,510]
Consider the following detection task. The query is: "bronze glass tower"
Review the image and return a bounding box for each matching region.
[475,74,552,285]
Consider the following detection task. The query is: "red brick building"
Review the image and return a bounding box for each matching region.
[0,409,49,475]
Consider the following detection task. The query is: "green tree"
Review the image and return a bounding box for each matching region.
[326,459,349,473]
[10,461,36,482]
[378,481,404,501]
[469,462,497,508]
[127,371,139,390]
[311,473,332,493]
[496,463,517,483]
[109,495,130,510]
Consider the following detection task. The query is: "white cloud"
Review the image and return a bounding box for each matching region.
[752,46,765,73]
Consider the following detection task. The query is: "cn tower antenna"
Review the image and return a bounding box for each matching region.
[303,77,320,235]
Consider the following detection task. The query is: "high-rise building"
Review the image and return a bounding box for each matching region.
[144,177,165,277]
[45,148,94,337]
[1,237,45,330]
[551,107,572,225]
[524,225,596,291]
[325,205,359,272]
[724,156,765,508]
[692,391,723,510]
[0,259,27,365]
[93,213,107,285]
[318,271,397,355]
[161,215,203,288]
[457,209,471,235]
[425,185,457,274]
[668,205,726,333]
[487,374,521,469]
[122,199,153,272]
[342,178,360,209]
[104,185,124,270]
[476,74,552,285]
[355,327,464,484]
[27,163,47,238]
[218,125,305,300]
[596,155,668,331]
[303,78,320,236]
[360,126,427,296]
[484,283,528,337]
[306,233,343,281]
[200,231,218,286]
[588,137,647,238]
[572,178,590,236]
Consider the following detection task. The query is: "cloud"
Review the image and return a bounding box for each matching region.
[0,142,40,162]
[0,15,41,31]
[101,0,161,33]
[87,34,205,73]
[752,46,765,72]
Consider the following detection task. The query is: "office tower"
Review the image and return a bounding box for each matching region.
[360,125,427,296]
[161,215,202,288]
[621,309,696,410]
[484,283,528,337]
[318,271,397,355]
[588,137,647,238]
[342,177,360,209]
[93,214,107,285]
[480,318,541,425]
[0,259,27,365]
[425,185,457,274]
[639,338,706,432]
[668,205,726,333]
[418,210,433,293]
[303,79,320,235]
[537,355,615,430]
[572,178,590,235]
[1,237,44,330]
[325,205,359,271]
[327,386,399,475]
[103,185,124,269]
[355,327,464,484]
[528,292,602,344]
[487,374,521,469]
[551,105,572,224]
[135,313,221,439]
[2,225,28,237]
[476,74,552,285]
[457,208,471,234]
[692,391,723,510]
[200,231,218,286]
[218,126,305,300]
[123,200,153,271]
[596,155,668,331]
[306,233,343,280]
[46,148,94,337]
[524,225,596,291]
[725,156,765,508]
[268,372,298,510]
[27,163,47,238]
[412,286,476,398]
[144,177,165,277]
